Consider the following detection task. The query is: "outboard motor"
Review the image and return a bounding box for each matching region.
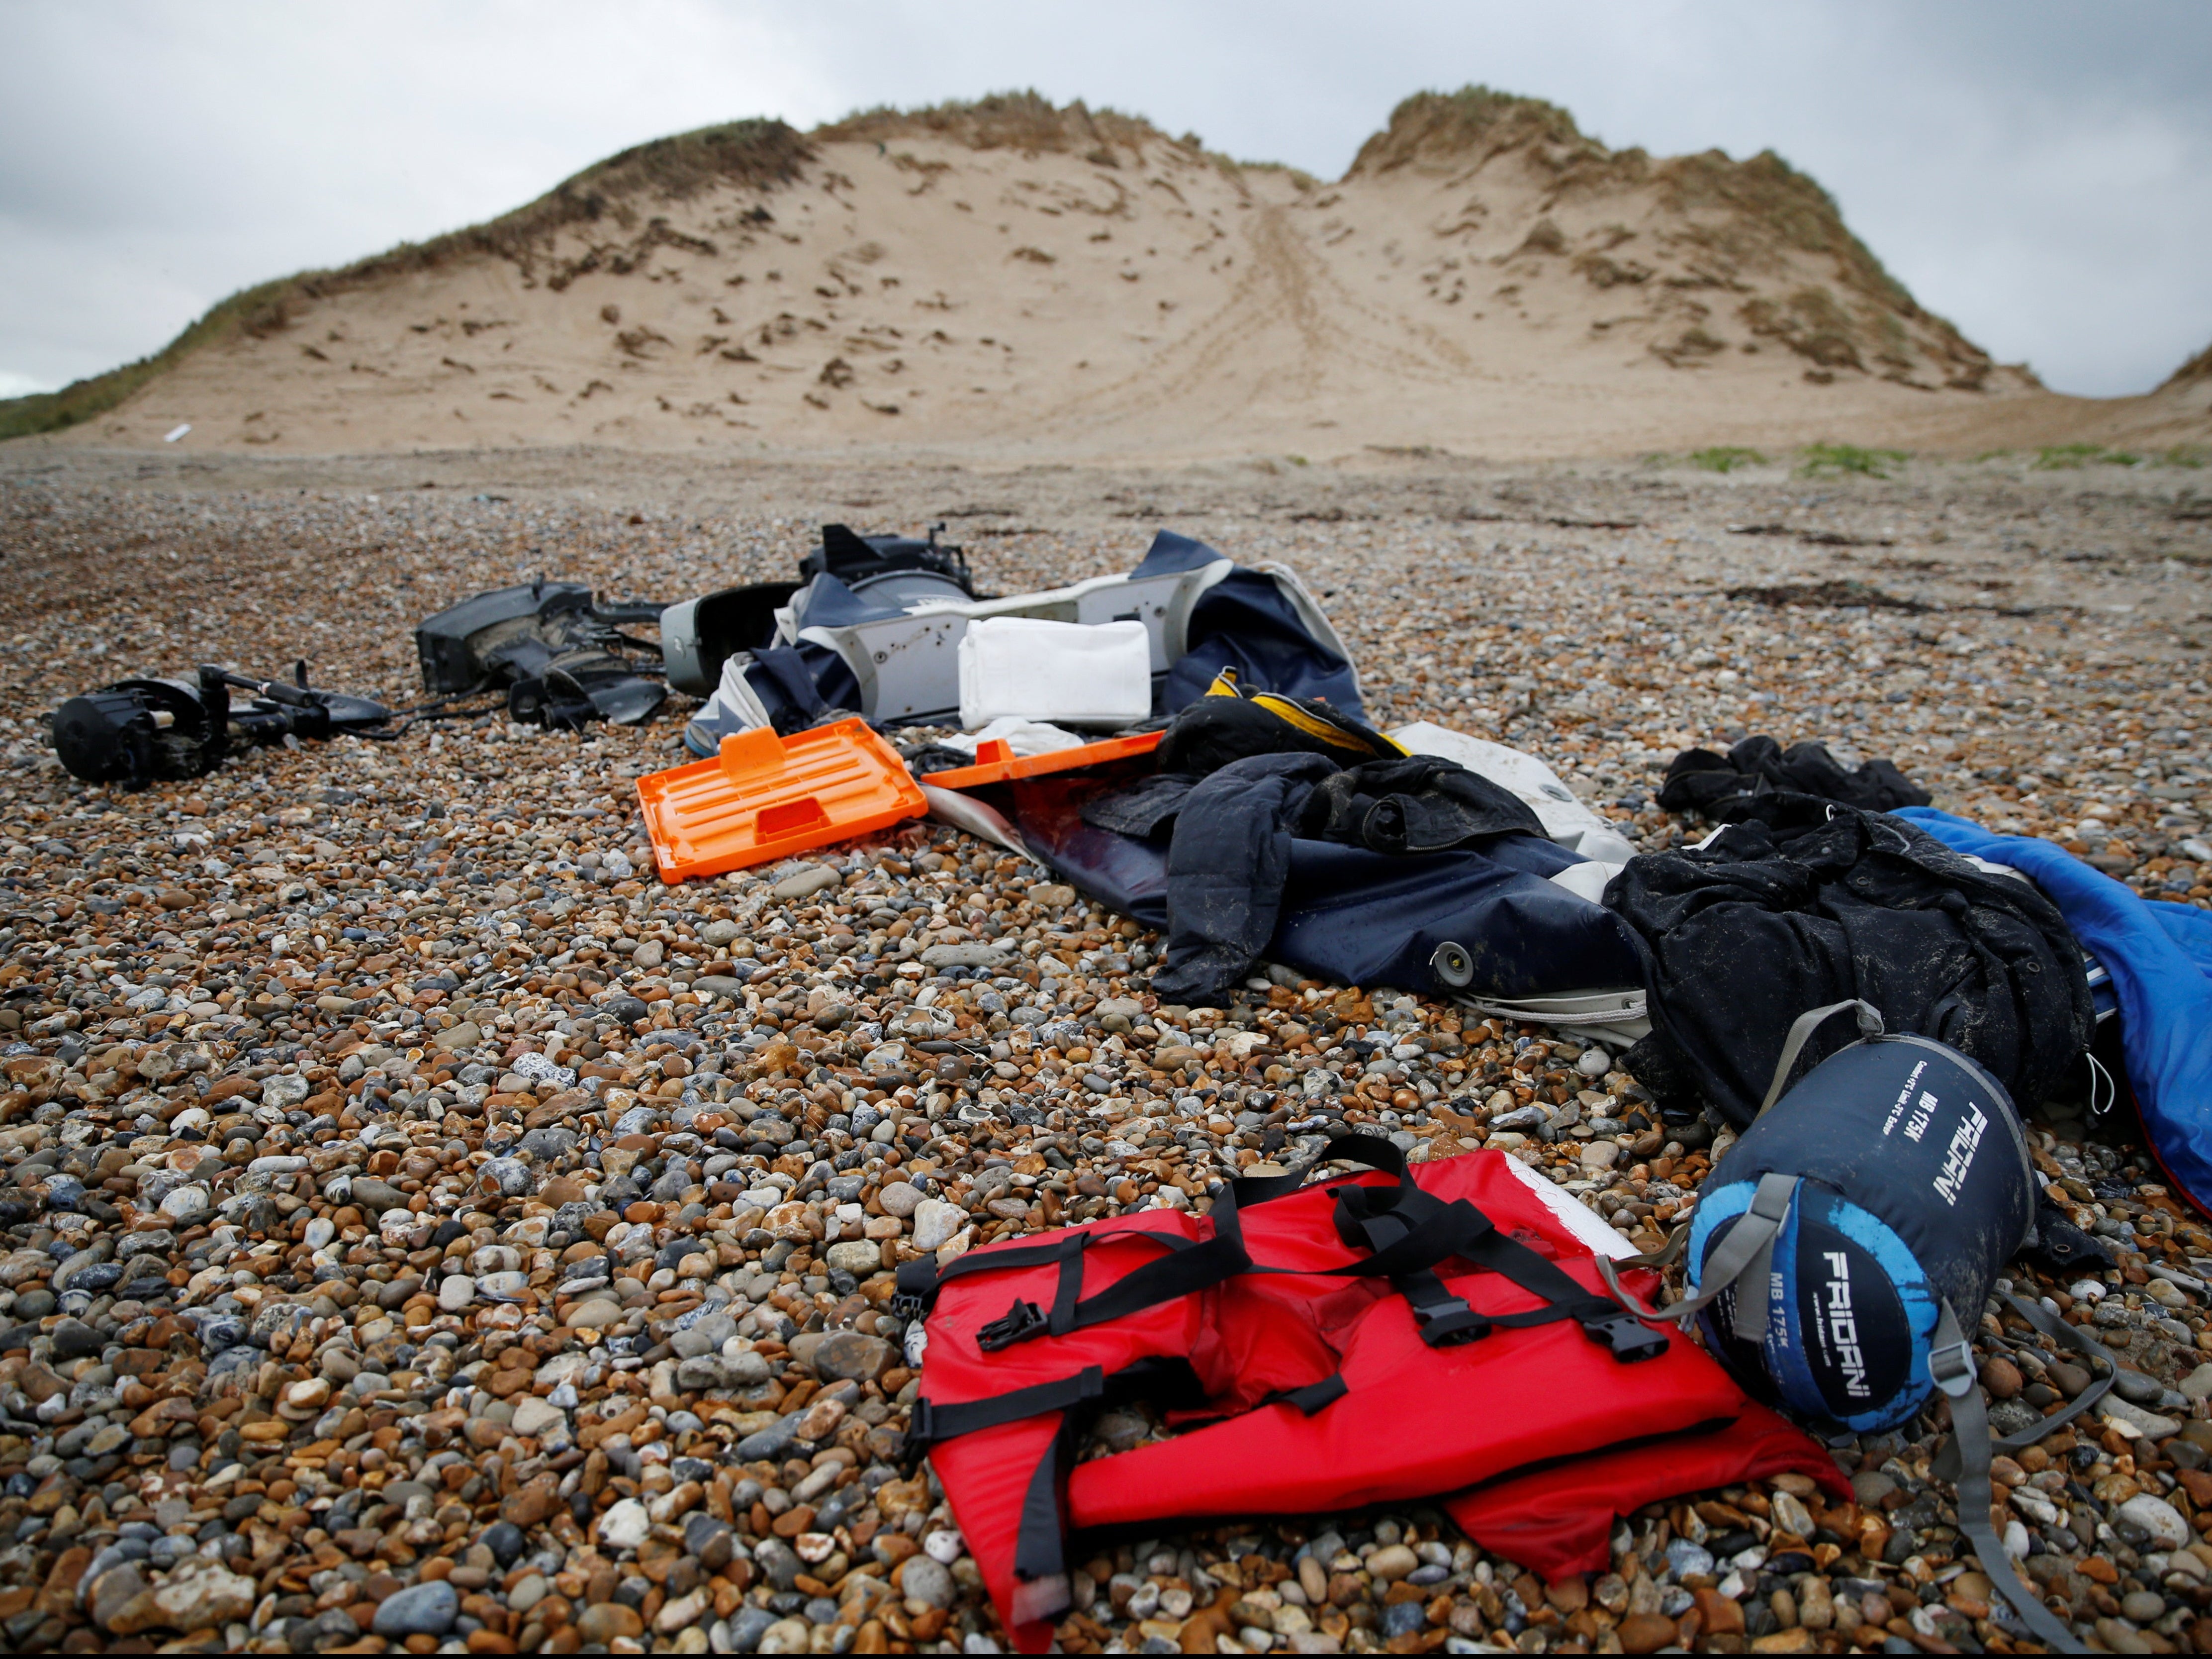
[800,521,972,598]
[53,665,393,788]
[660,523,974,697]
[413,579,667,727]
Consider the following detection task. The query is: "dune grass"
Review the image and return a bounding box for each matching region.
[1688,446,1767,473]
[1799,442,1909,479]
[0,118,810,443]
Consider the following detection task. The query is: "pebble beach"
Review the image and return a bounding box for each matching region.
[0,443,2209,1655]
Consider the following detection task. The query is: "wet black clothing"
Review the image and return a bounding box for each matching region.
[1605,794,2092,1125]
[1657,735,1930,820]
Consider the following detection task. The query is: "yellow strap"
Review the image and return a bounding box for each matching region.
[1250,694,1406,757]
[1195,667,1405,759]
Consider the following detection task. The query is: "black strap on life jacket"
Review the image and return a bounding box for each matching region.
[891,1221,1221,1345]
[892,1171,1270,1342]
[903,1363,1108,1455]
[900,1355,1223,1633]
[901,1356,1340,1460]
[905,1134,1662,1361]
[1327,1139,1668,1361]
[1254,1372,1350,1414]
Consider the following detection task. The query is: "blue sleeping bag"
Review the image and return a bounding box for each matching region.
[1895,806,2212,1213]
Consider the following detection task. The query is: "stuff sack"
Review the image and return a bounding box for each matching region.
[1603,1001,2110,1651]
[1615,1000,2034,1433]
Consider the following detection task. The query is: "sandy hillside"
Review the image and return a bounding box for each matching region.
[15,91,2212,463]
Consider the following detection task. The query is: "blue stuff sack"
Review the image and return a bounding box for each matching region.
[1681,1001,2035,1431]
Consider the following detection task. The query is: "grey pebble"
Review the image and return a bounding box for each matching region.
[372,1579,459,1638]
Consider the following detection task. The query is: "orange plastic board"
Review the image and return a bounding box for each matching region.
[637,720,926,882]
[919,729,1162,789]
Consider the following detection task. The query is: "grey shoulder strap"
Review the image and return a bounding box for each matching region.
[1930,1298,2092,1654]
[1596,1171,1798,1333]
[1760,998,1887,1112]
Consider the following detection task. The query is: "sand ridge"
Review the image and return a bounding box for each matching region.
[19,91,2212,463]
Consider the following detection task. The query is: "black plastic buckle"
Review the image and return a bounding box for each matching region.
[891,1259,939,1322]
[900,1398,935,1463]
[977,1298,1049,1352]
[1584,1311,1668,1363]
[1413,1299,1491,1348]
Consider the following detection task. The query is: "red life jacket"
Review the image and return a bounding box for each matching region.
[899,1138,1821,1652]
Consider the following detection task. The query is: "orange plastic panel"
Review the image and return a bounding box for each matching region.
[919,729,1162,789]
[637,720,926,883]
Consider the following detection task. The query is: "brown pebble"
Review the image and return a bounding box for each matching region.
[2049,1361,2093,1397]
[1693,1586,1746,1636]
[3,451,2184,1659]
[575,1602,644,1644]
[1545,1576,1589,1614]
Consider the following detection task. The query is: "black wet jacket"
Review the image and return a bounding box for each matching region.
[1657,735,1931,819]
[1605,794,2093,1125]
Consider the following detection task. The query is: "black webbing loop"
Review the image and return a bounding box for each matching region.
[967,1131,1670,1362]
[896,1216,1236,1343]
[1036,1220,1247,1336]
[892,1228,1102,1321]
[1010,1411,1078,1623]
[916,1136,1441,1347]
[1258,1373,1349,1415]
[1327,1139,1668,1360]
[909,1358,1214,1632]
[903,1364,1106,1459]
[1450,1210,1671,1362]
[976,1231,1097,1349]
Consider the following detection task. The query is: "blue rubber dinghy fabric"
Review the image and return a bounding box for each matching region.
[1130,531,1365,717]
[991,767,1640,1003]
[1603,793,2094,1126]
[1896,806,2212,1216]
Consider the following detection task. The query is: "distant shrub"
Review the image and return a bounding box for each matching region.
[1799,442,1908,478]
[2034,443,2141,470]
[1689,446,1766,473]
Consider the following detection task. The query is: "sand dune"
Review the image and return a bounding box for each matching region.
[15,91,2210,462]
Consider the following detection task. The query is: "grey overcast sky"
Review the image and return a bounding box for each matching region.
[2,0,2208,401]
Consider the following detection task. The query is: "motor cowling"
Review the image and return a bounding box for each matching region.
[51,678,225,788]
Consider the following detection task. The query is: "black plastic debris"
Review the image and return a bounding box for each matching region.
[51,664,394,788]
[414,578,667,729]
